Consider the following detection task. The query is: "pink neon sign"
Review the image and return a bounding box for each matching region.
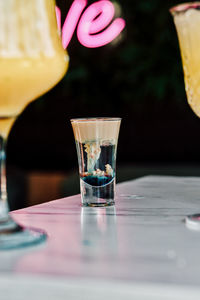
[56,0,126,48]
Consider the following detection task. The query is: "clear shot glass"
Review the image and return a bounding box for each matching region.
[71,117,121,207]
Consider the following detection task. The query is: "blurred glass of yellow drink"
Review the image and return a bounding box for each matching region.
[0,0,69,249]
[170,2,200,228]
[0,0,69,137]
[171,2,200,117]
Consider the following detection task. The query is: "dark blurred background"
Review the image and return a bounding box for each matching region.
[7,0,200,210]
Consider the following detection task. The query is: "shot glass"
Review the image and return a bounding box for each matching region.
[71,117,121,207]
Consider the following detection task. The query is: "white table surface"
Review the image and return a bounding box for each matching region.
[2,175,200,299]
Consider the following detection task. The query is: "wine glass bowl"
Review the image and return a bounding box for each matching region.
[0,0,68,134]
[170,2,200,117]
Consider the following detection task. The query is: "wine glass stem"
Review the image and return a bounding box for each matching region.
[0,135,9,221]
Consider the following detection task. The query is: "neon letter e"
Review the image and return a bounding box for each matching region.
[77,0,125,48]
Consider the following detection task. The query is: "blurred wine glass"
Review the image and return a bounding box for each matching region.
[171,2,200,228]
[0,0,69,249]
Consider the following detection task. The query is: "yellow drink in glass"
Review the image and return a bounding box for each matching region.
[0,0,68,137]
[171,3,200,117]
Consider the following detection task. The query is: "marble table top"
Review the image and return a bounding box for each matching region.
[2,175,200,299]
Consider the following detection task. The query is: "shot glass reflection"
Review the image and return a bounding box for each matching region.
[81,206,118,258]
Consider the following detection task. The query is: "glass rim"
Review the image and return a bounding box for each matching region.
[170,2,200,15]
[70,117,121,123]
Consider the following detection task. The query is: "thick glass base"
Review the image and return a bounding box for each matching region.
[80,178,115,207]
[0,216,47,250]
[185,214,200,231]
[82,201,115,207]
